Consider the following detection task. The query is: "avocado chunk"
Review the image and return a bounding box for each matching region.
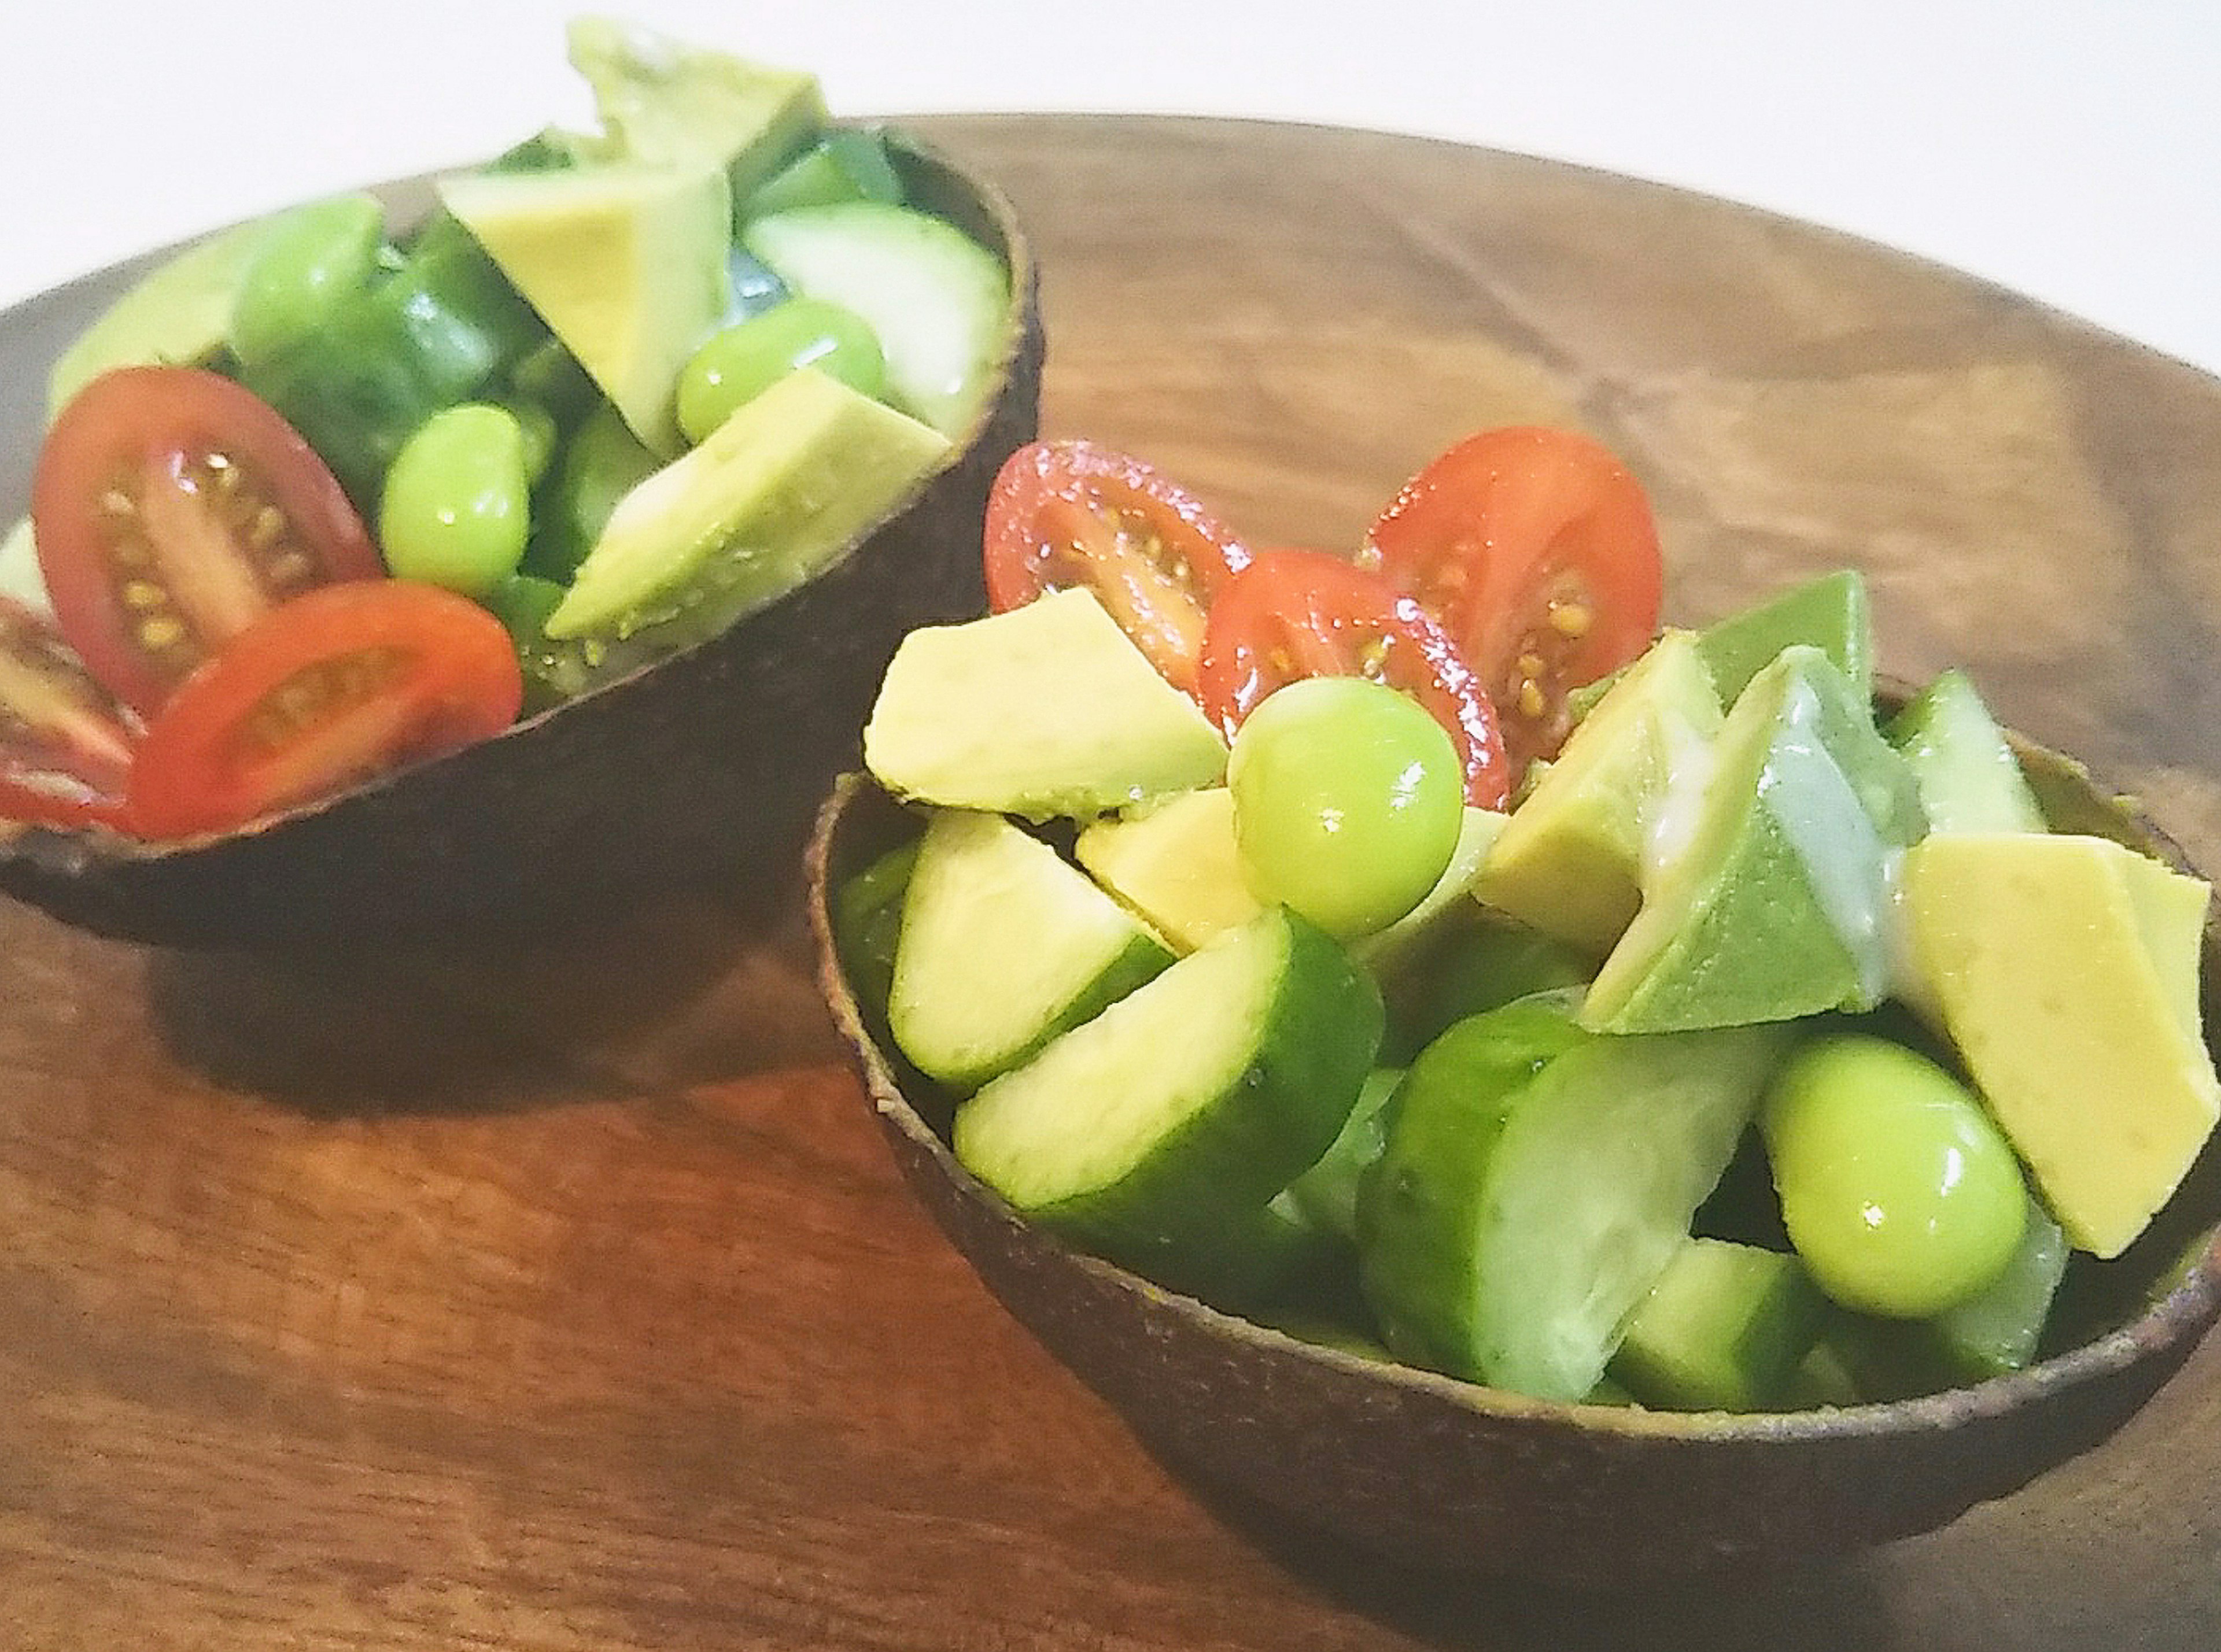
[889,808,1174,1093]
[1073,787,1263,952]
[1358,996,1792,1402]
[1901,830,2221,1257]
[1607,1236,1829,1412]
[864,588,1230,821]
[1581,645,1927,1034]
[1475,628,1722,956]
[439,161,731,454]
[566,15,828,202]
[544,367,950,661]
[46,217,267,417]
[953,906,1383,1252]
[1887,668,2046,834]
[1697,568,1874,707]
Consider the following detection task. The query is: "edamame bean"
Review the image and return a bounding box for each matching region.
[1227,675,1464,941]
[1761,1034,2027,1319]
[675,298,886,445]
[378,403,533,598]
[227,194,389,367]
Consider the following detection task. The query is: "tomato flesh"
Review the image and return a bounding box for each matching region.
[1197,549,1510,810]
[32,365,384,716]
[982,439,1251,695]
[1364,425,1662,774]
[0,596,139,822]
[127,581,523,839]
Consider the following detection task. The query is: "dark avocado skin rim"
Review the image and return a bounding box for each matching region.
[805,693,2221,1583]
[0,128,1045,952]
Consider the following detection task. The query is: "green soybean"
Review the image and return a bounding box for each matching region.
[1228,676,1464,942]
[227,193,389,367]
[1762,1034,2027,1320]
[378,403,533,598]
[675,298,886,445]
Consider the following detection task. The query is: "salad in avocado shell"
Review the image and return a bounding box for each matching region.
[0,16,1019,845]
[831,428,2221,1415]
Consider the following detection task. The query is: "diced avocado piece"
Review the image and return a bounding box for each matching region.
[864,588,1230,821]
[1475,629,1722,956]
[744,202,1011,438]
[1887,668,2046,834]
[953,907,1384,1252]
[0,518,51,619]
[1358,996,1792,1402]
[1607,1237,1829,1412]
[440,160,731,454]
[1074,787,1262,952]
[545,367,950,656]
[1696,569,1874,708]
[1581,645,1927,1034]
[1901,830,2221,1258]
[566,15,828,201]
[888,808,1173,1093]
[46,217,266,417]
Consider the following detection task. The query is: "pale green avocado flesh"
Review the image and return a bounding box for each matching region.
[544,366,950,657]
[1580,644,1926,1034]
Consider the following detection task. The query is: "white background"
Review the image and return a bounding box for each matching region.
[3,2,2217,376]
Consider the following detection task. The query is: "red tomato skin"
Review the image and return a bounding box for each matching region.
[1197,549,1510,810]
[126,581,522,840]
[32,365,383,717]
[1364,425,1662,769]
[981,439,1252,694]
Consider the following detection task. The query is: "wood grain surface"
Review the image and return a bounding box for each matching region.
[5,114,2220,1650]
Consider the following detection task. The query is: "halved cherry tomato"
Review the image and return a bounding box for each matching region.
[982,439,1252,695]
[32,365,384,717]
[1197,549,1510,809]
[1363,426,1662,774]
[127,581,523,840]
[0,596,139,828]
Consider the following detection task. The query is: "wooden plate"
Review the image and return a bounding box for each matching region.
[4,114,2219,1647]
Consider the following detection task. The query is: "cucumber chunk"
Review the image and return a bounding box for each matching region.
[1360,997,1792,1402]
[953,907,1384,1251]
[890,808,1174,1093]
[1886,668,2046,834]
[744,201,1010,438]
[1608,1237,1828,1412]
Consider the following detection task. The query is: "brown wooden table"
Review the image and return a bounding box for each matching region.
[5,114,2220,1650]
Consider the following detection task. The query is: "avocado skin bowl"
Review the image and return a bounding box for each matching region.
[0,132,1042,952]
[803,713,2221,1585]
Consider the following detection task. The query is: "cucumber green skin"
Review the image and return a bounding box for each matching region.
[1359,999,1793,1402]
[966,908,1385,1253]
[831,838,920,1027]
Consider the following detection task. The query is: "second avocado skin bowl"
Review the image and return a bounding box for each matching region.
[0,130,1042,952]
[803,716,2221,1585]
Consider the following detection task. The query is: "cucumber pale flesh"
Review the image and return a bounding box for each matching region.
[953,906,1384,1251]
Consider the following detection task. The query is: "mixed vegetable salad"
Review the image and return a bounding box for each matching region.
[836,426,2221,1413]
[1,17,1009,840]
